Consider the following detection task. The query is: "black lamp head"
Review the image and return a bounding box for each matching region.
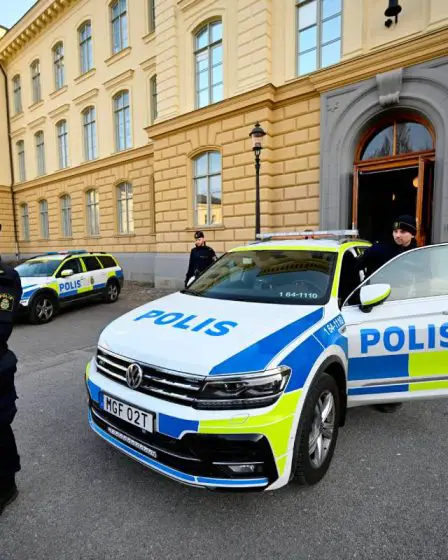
[385,0,402,19]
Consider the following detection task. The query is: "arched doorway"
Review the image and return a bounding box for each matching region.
[352,113,435,246]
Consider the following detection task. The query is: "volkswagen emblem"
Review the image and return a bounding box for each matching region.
[126,363,143,389]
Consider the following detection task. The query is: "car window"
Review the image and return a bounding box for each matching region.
[16,259,61,278]
[338,250,361,304]
[57,258,82,276]
[98,255,117,268]
[82,256,102,271]
[346,244,448,305]
[183,250,337,305]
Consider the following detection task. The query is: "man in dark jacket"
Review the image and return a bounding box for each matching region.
[185,231,217,288]
[0,243,22,515]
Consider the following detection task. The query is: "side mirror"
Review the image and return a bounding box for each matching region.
[359,283,391,311]
[186,276,196,287]
[61,269,74,278]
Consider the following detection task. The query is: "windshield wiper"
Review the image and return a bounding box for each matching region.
[180,289,204,297]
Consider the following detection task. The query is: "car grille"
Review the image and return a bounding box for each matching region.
[96,347,205,406]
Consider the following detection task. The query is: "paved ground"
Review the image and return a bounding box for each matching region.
[1,285,448,560]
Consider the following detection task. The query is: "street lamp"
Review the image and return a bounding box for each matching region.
[249,121,266,238]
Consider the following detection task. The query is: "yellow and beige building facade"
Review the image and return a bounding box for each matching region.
[1,0,448,286]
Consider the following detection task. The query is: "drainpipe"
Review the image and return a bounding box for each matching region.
[0,61,20,261]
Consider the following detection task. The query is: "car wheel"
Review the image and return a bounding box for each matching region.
[104,280,120,303]
[291,372,340,486]
[29,293,57,324]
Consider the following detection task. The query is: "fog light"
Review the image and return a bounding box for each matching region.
[227,464,257,474]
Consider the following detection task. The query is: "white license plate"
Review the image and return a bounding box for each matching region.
[103,394,154,432]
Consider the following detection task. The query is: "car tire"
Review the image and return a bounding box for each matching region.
[29,293,57,324]
[291,372,340,486]
[103,279,120,303]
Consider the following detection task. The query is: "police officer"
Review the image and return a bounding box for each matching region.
[0,229,22,515]
[184,231,217,287]
[357,215,418,278]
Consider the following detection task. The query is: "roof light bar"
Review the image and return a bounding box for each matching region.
[256,229,359,240]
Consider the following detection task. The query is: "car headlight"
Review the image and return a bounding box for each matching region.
[194,366,291,410]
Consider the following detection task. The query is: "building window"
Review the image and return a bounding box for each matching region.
[56,120,69,169]
[12,75,22,114]
[195,21,223,109]
[21,203,30,241]
[79,20,93,74]
[39,199,49,240]
[117,182,134,234]
[150,75,157,123]
[31,59,41,103]
[296,0,342,76]
[148,0,156,32]
[35,131,46,176]
[193,151,222,226]
[86,189,100,236]
[61,195,72,238]
[111,0,128,55]
[53,42,65,90]
[16,140,26,183]
[113,90,131,151]
[82,106,97,161]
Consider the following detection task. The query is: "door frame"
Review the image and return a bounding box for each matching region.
[352,150,435,246]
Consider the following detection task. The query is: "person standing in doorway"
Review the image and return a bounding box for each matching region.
[0,228,23,515]
[184,231,217,288]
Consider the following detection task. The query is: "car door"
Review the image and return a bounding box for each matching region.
[56,258,85,303]
[342,244,448,405]
[81,255,105,295]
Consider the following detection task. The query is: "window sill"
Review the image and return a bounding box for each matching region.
[84,235,101,239]
[142,31,156,44]
[105,47,132,67]
[74,68,96,85]
[113,146,134,155]
[185,226,225,232]
[114,233,136,238]
[29,100,44,112]
[11,112,24,124]
[49,85,68,100]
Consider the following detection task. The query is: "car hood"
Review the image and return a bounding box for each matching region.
[98,292,325,376]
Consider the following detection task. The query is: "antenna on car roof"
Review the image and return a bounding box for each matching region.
[255,229,360,242]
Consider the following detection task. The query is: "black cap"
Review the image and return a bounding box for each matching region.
[194,230,204,239]
[393,215,416,236]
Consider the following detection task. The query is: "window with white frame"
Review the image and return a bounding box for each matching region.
[82,106,97,161]
[296,0,342,76]
[39,199,49,240]
[86,189,100,236]
[31,59,41,103]
[79,20,93,74]
[12,75,22,114]
[117,182,134,234]
[111,0,128,54]
[21,203,29,241]
[195,21,223,109]
[16,140,26,183]
[193,151,222,226]
[35,131,46,176]
[53,42,65,90]
[113,90,131,151]
[57,120,69,169]
[61,194,72,238]
[148,0,156,32]
[150,75,157,123]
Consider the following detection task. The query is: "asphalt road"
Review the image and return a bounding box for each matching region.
[1,288,448,560]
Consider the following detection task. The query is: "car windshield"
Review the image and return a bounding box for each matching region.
[184,250,337,305]
[15,259,61,278]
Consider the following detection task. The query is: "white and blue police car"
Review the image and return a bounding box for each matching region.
[16,250,123,324]
[86,231,448,491]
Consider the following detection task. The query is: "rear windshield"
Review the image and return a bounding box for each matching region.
[183,250,337,305]
[16,259,61,278]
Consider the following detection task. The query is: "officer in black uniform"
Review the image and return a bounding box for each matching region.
[0,227,22,515]
[184,231,217,287]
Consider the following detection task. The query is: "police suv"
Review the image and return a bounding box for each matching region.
[86,231,448,491]
[16,250,124,324]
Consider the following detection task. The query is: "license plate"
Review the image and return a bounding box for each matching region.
[103,394,154,432]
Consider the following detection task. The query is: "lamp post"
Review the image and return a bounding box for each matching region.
[249,121,266,238]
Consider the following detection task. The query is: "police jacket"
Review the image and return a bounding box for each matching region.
[0,261,22,425]
[356,238,418,278]
[185,245,216,286]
